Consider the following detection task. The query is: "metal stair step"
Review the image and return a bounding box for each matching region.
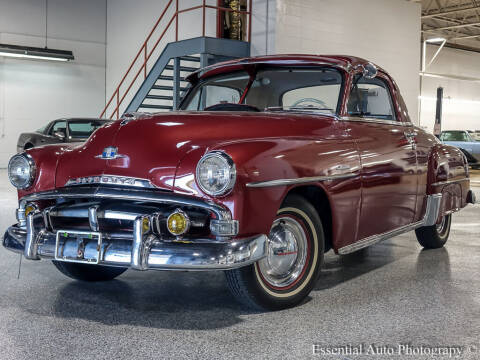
[152,85,188,91]
[164,65,198,72]
[157,75,186,81]
[139,104,173,110]
[145,95,173,100]
[180,55,201,62]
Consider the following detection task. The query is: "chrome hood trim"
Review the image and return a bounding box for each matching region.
[65,175,156,189]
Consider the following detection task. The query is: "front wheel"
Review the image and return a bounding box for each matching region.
[225,194,324,311]
[415,214,452,249]
[52,261,128,282]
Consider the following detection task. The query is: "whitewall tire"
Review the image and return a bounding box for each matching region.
[225,194,325,310]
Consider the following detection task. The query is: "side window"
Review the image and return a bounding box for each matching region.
[204,85,240,107]
[347,76,396,121]
[185,85,241,110]
[49,121,67,135]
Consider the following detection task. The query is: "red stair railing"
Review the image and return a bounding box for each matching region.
[100,0,252,120]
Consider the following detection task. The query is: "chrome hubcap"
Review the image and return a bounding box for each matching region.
[258,216,308,288]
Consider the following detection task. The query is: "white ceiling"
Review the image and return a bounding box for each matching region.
[419,0,480,51]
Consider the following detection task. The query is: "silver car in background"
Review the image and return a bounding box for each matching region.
[440,130,480,168]
[16,118,111,153]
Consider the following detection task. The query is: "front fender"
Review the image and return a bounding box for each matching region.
[16,144,75,199]
[174,137,362,242]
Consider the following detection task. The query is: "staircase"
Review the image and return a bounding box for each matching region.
[101,1,252,120]
[139,56,198,112]
[126,37,250,114]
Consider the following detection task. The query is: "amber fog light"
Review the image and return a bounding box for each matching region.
[142,217,151,233]
[24,203,38,217]
[167,210,190,236]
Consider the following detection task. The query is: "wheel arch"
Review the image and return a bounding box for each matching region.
[281,184,333,252]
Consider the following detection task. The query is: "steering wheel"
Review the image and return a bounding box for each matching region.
[291,98,329,109]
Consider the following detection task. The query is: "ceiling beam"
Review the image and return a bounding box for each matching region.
[425,20,480,31]
[449,33,480,40]
[422,5,480,19]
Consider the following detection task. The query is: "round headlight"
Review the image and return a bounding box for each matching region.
[8,153,36,189]
[195,151,236,196]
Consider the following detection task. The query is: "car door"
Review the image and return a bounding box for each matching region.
[342,73,418,240]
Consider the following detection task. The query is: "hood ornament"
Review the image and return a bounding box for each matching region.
[96,146,125,160]
[120,112,153,126]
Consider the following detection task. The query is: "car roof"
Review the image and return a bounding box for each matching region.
[188,54,384,82]
[52,118,112,122]
[54,118,110,122]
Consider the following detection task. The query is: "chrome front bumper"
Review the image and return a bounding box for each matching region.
[3,219,267,271]
[3,186,267,271]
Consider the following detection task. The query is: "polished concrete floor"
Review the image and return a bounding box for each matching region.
[0,169,479,360]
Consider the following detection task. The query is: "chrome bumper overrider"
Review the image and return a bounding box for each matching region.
[3,186,267,271]
[3,219,267,271]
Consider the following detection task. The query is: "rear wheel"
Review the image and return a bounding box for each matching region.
[225,194,324,311]
[415,214,452,249]
[52,261,127,282]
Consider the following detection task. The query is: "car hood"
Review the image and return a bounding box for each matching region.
[55,111,337,190]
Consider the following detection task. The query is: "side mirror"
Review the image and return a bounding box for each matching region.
[53,130,66,140]
[362,63,378,79]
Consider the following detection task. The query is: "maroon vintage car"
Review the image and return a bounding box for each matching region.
[4,55,475,310]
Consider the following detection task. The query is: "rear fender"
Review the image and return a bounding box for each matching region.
[427,144,470,221]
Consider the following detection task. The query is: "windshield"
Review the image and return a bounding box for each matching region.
[181,67,343,114]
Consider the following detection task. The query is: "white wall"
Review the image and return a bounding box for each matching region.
[251,0,276,56]
[0,0,106,167]
[106,0,217,117]
[105,0,275,117]
[420,45,480,133]
[275,0,421,124]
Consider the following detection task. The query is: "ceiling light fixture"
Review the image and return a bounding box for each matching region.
[425,37,446,44]
[0,43,74,62]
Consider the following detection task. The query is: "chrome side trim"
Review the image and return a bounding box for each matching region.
[338,220,424,255]
[431,177,469,187]
[246,173,356,188]
[340,116,413,127]
[338,193,442,255]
